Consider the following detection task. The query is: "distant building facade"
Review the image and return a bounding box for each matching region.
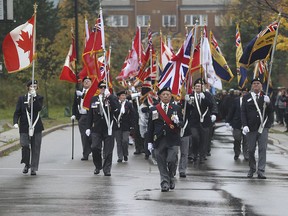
[101,0,231,34]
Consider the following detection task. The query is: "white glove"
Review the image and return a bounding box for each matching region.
[211,115,216,123]
[225,123,232,131]
[76,90,83,97]
[185,94,191,101]
[148,143,154,153]
[71,115,76,121]
[171,115,180,124]
[264,95,270,103]
[29,88,36,97]
[13,124,19,129]
[85,129,91,137]
[242,126,250,135]
[104,88,110,98]
[199,92,205,99]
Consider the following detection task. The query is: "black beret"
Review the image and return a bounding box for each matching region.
[98,80,106,88]
[26,80,38,87]
[141,87,151,96]
[194,78,205,86]
[82,76,92,82]
[251,77,262,84]
[157,87,171,95]
[116,90,127,96]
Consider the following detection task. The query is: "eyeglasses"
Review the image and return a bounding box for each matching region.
[99,86,106,89]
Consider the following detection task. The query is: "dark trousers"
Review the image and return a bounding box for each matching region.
[78,114,92,158]
[154,137,178,187]
[191,126,209,159]
[115,130,129,159]
[91,132,115,174]
[20,132,42,171]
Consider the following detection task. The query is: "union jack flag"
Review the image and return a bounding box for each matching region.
[158,30,193,95]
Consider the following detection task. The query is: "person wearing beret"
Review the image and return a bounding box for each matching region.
[85,81,119,176]
[114,90,136,163]
[147,87,184,192]
[71,76,92,161]
[13,80,44,176]
[184,78,214,163]
[241,78,274,179]
[226,88,249,161]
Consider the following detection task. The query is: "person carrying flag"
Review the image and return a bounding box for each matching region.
[71,76,92,161]
[13,80,44,176]
[85,81,118,176]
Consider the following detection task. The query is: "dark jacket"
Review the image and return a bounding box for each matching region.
[13,94,44,134]
[187,92,214,128]
[147,102,183,148]
[86,94,119,134]
[226,96,242,129]
[241,92,274,132]
[114,100,136,131]
[71,88,85,120]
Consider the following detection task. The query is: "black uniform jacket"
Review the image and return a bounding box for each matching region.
[13,94,44,134]
[226,96,242,130]
[147,102,183,148]
[86,94,119,133]
[188,92,214,128]
[241,92,274,132]
[114,100,136,131]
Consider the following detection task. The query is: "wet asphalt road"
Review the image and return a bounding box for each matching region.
[0,124,287,216]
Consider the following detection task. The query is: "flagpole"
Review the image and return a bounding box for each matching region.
[29,3,37,137]
[265,14,281,96]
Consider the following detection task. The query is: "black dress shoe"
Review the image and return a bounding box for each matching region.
[30,170,36,176]
[247,170,255,178]
[161,182,170,192]
[179,172,186,178]
[94,169,100,175]
[22,165,29,174]
[117,159,123,163]
[234,155,239,161]
[104,172,111,176]
[124,156,128,161]
[81,157,88,161]
[170,180,175,190]
[257,173,267,179]
[133,151,141,155]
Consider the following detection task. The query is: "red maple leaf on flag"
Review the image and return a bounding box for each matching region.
[17,30,33,52]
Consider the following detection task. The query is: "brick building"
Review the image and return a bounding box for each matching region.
[101,0,231,35]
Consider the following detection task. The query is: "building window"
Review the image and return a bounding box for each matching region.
[215,14,232,26]
[137,15,150,27]
[184,14,208,26]
[106,15,128,27]
[162,15,176,27]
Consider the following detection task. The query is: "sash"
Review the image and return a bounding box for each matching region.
[194,92,208,122]
[251,93,267,133]
[156,103,176,130]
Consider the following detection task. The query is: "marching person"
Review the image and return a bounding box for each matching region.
[186,78,214,163]
[86,81,118,176]
[114,89,136,163]
[13,80,44,176]
[147,87,183,192]
[226,88,249,161]
[71,76,92,161]
[241,78,274,179]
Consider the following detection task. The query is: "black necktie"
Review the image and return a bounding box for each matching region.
[164,104,167,113]
[82,89,86,99]
[256,94,259,103]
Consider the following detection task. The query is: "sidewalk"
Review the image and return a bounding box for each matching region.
[0,121,72,157]
[0,121,287,157]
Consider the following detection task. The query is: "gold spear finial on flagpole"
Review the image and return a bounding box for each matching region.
[33,3,38,14]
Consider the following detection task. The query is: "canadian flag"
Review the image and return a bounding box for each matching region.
[2,15,35,73]
[59,44,77,83]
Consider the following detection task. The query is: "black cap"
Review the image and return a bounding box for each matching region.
[82,76,92,82]
[157,87,171,95]
[98,80,106,88]
[141,87,151,96]
[251,77,262,84]
[194,78,205,86]
[26,80,38,87]
[116,90,127,96]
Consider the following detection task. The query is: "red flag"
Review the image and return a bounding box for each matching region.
[59,44,77,83]
[2,15,35,73]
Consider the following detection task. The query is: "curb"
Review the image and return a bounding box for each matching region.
[0,123,73,157]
